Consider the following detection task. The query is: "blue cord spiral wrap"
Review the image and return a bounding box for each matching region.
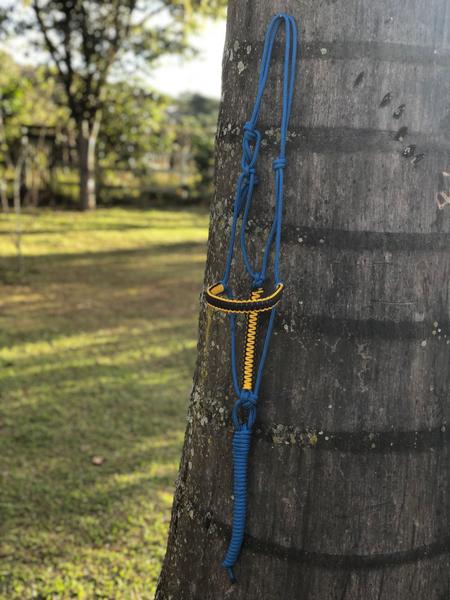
[222,427,252,583]
[215,12,298,582]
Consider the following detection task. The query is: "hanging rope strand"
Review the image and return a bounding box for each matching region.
[204,12,298,583]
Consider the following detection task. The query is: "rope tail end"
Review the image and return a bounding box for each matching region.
[224,565,237,584]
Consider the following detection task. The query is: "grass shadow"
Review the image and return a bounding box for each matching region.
[0,207,207,599]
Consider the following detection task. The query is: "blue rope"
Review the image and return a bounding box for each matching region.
[219,13,298,582]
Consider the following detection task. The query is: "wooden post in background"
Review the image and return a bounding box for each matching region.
[157,1,450,598]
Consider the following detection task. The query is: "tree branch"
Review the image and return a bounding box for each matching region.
[32,0,79,119]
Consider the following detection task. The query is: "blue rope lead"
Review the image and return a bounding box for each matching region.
[223,426,252,583]
[204,12,298,582]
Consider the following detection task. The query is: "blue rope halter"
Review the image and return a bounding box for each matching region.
[204,12,298,583]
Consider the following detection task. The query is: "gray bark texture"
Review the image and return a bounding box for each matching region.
[156,1,450,598]
[77,118,99,210]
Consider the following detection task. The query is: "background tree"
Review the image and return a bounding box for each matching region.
[98,83,170,172]
[170,93,219,198]
[0,51,69,209]
[1,0,225,209]
[157,0,450,598]
[0,49,219,207]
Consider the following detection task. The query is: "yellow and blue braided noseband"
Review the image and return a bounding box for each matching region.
[204,282,284,314]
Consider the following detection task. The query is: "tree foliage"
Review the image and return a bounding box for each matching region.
[99,83,171,170]
[169,93,219,195]
[0,0,226,208]
[0,51,219,204]
[9,0,225,125]
[0,52,68,169]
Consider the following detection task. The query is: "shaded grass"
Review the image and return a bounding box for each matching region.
[0,207,208,599]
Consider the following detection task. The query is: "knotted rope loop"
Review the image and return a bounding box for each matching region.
[243,120,259,142]
[241,123,261,184]
[231,390,257,430]
[238,389,257,410]
[272,156,287,171]
[241,164,257,179]
[252,272,265,289]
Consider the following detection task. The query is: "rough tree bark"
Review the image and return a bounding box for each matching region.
[157,1,450,598]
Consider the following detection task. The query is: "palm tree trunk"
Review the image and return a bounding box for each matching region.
[156,1,450,598]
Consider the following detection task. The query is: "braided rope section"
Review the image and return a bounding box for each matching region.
[222,427,252,583]
[242,289,263,390]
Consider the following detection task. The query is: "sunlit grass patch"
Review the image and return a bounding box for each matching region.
[0,207,208,257]
[0,207,208,599]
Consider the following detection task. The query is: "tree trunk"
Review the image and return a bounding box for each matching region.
[157,1,450,598]
[13,154,25,274]
[0,179,8,212]
[77,117,100,210]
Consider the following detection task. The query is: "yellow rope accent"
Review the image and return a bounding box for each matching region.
[242,288,263,390]
[206,303,278,315]
[206,282,284,307]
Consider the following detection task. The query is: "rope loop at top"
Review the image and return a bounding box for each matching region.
[221,13,297,293]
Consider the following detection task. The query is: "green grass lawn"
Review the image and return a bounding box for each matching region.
[0,207,209,599]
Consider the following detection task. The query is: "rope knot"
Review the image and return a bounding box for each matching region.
[252,272,264,288]
[242,164,256,178]
[239,389,257,409]
[272,156,287,171]
[243,121,257,142]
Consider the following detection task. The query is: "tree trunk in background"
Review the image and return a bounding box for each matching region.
[0,180,8,212]
[77,117,100,210]
[157,1,450,598]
